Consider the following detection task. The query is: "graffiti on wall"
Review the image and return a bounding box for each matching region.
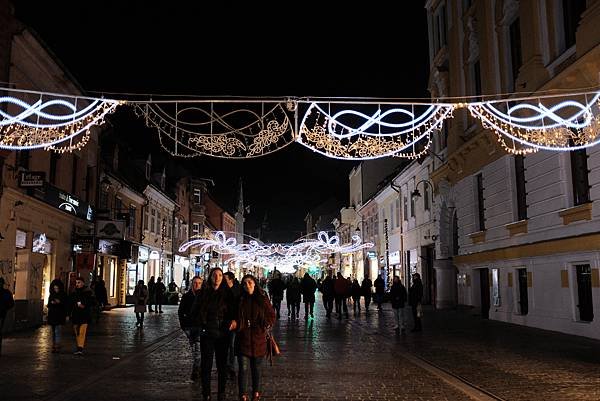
[0,259,14,290]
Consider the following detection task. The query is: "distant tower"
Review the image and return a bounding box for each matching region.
[235,178,245,244]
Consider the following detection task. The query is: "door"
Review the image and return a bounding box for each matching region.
[576,264,594,322]
[517,269,528,315]
[479,268,490,319]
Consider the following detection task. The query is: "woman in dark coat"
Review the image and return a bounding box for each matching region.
[133,280,148,328]
[193,268,236,401]
[390,276,407,332]
[47,282,68,352]
[234,274,275,401]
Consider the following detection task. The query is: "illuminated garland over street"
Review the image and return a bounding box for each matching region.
[297,102,455,160]
[178,230,374,271]
[0,88,120,150]
[132,100,296,159]
[2,86,600,158]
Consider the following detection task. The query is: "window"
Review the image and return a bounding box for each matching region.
[476,173,485,231]
[472,59,482,100]
[433,3,447,54]
[144,208,149,230]
[515,155,527,220]
[390,203,394,228]
[570,145,590,206]
[452,211,459,256]
[193,187,202,204]
[151,208,156,233]
[424,182,431,211]
[114,197,122,220]
[395,198,401,227]
[49,153,60,184]
[129,205,136,237]
[562,0,586,49]
[403,195,408,221]
[509,18,522,89]
[410,190,416,218]
[17,150,30,170]
[192,223,200,236]
[100,188,109,211]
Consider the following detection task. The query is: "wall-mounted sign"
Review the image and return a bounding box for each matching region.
[96,220,125,239]
[32,183,94,221]
[389,250,401,265]
[138,246,149,262]
[16,230,27,249]
[32,232,52,254]
[98,239,121,255]
[149,251,160,260]
[367,251,377,258]
[18,171,45,187]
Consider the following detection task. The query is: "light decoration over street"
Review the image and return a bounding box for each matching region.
[2,86,600,157]
[468,91,600,154]
[132,100,297,159]
[0,87,120,151]
[178,230,374,272]
[297,102,455,160]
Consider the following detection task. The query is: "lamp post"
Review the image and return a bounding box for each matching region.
[411,180,435,207]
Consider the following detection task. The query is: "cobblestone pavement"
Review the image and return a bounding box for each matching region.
[1,298,599,401]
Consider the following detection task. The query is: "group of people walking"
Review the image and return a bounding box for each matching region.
[178,268,275,401]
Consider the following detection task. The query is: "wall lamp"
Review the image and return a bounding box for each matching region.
[411,180,435,204]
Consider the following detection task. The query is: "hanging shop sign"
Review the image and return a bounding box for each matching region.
[389,250,400,265]
[29,183,94,221]
[96,220,125,239]
[138,246,149,262]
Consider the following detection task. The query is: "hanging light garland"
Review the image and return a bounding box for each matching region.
[132,100,297,159]
[2,86,600,158]
[0,88,120,150]
[297,101,455,160]
[468,91,600,153]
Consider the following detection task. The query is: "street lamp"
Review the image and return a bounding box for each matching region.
[411,180,435,205]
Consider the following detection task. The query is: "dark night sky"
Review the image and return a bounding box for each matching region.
[12,2,430,242]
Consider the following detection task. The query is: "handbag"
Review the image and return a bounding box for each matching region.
[265,329,281,366]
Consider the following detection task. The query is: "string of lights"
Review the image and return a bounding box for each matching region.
[1,86,600,157]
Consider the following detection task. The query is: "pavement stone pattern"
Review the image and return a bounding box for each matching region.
[1,297,599,401]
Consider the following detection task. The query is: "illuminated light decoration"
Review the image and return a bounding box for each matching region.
[297,102,455,160]
[468,92,600,153]
[0,88,120,150]
[132,100,296,159]
[45,130,91,154]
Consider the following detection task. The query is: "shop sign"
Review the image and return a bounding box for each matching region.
[18,171,45,187]
[72,234,94,253]
[16,230,27,249]
[33,183,94,221]
[138,246,149,262]
[389,250,400,265]
[96,220,125,239]
[367,251,377,258]
[32,232,52,254]
[149,251,160,260]
[98,239,121,255]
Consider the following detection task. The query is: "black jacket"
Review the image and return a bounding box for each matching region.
[390,282,407,309]
[69,286,94,324]
[408,278,424,306]
[192,285,236,338]
[47,291,68,325]
[178,289,199,329]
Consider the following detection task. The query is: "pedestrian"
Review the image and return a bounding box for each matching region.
[178,275,203,382]
[267,271,285,319]
[390,276,407,333]
[233,274,276,401]
[168,280,178,293]
[155,277,166,313]
[361,277,372,311]
[351,279,362,313]
[333,272,349,319]
[94,277,108,311]
[69,277,94,355]
[285,277,301,320]
[193,267,236,401]
[148,276,156,313]
[409,273,424,332]
[374,274,385,310]
[133,280,149,328]
[47,281,68,352]
[320,273,334,318]
[224,271,241,380]
[300,273,317,320]
[0,277,15,356]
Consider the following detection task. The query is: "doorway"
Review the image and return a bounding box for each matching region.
[479,268,490,319]
[575,264,593,322]
[517,268,528,315]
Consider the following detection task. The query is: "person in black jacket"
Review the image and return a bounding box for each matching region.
[408,273,424,332]
[178,276,203,381]
[374,275,385,310]
[48,281,68,352]
[193,268,236,401]
[0,277,15,356]
[300,273,317,320]
[224,272,241,380]
[155,277,167,313]
[320,273,334,318]
[390,276,407,333]
[267,272,285,319]
[69,277,94,355]
[285,277,301,320]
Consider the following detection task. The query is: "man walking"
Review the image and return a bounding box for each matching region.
[300,272,317,320]
[409,273,424,332]
[70,277,94,355]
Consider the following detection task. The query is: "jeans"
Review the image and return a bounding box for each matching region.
[227,331,236,372]
[411,305,422,330]
[393,306,406,329]
[352,296,361,312]
[363,295,371,309]
[238,354,263,396]
[272,297,282,318]
[200,335,228,396]
[135,312,145,326]
[334,296,348,316]
[304,301,314,317]
[184,328,202,371]
[51,324,62,346]
[323,296,334,316]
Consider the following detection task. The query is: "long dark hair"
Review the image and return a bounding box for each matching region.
[239,274,269,329]
[196,267,227,323]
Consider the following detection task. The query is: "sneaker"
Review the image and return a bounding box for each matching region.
[74,349,83,355]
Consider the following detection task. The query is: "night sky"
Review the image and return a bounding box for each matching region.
[13,2,430,242]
